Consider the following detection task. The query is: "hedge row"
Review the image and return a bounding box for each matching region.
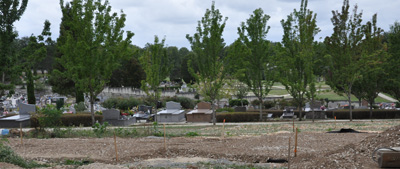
[326,109,400,119]
[217,110,400,122]
[31,114,103,128]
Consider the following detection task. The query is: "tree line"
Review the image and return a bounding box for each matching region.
[0,0,399,125]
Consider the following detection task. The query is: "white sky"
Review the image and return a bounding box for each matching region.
[14,0,400,48]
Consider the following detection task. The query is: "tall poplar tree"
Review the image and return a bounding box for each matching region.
[139,36,170,108]
[278,0,319,121]
[235,8,274,121]
[324,0,364,121]
[0,0,28,92]
[357,14,387,119]
[186,1,228,125]
[385,22,400,101]
[20,21,51,104]
[59,0,134,125]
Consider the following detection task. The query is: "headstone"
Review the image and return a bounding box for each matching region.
[197,102,211,109]
[309,101,322,109]
[234,106,246,112]
[166,101,181,110]
[103,108,120,120]
[328,102,338,109]
[18,102,36,116]
[139,105,152,113]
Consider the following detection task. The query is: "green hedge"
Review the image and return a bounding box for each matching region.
[326,109,400,119]
[217,109,400,122]
[31,114,103,127]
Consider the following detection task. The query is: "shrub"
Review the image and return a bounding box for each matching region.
[0,139,45,168]
[56,99,64,110]
[326,109,400,119]
[102,97,142,110]
[92,122,109,138]
[216,107,234,112]
[74,102,86,112]
[164,96,196,109]
[31,113,103,127]
[229,99,249,107]
[251,99,261,106]
[263,101,275,109]
[30,105,63,130]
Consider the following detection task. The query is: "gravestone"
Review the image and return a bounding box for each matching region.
[18,102,36,116]
[166,101,181,110]
[234,106,246,112]
[328,102,338,109]
[103,108,135,126]
[139,105,152,113]
[103,108,120,120]
[197,102,211,109]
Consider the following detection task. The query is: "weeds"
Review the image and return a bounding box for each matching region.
[92,122,109,138]
[0,138,47,168]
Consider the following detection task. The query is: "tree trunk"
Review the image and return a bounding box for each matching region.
[27,70,36,104]
[348,92,352,122]
[369,99,373,120]
[259,101,262,121]
[212,100,216,125]
[312,96,315,123]
[90,94,95,125]
[2,72,4,83]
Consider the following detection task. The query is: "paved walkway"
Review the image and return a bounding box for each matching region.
[378,93,398,102]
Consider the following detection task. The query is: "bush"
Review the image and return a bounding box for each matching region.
[30,105,63,130]
[251,99,261,106]
[164,96,196,109]
[31,113,103,128]
[229,99,249,107]
[92,122,109,138]
[75,102,86,112]
[263,101,275,109]
[56,99,64,110]
[326,109,400,119]
[216,107,234,112]
[102,97,142,110]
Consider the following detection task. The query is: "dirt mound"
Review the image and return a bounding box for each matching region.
[292,125,400,169]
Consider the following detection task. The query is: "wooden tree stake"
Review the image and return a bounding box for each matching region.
[163,124,166,151]
[20,123,23,145]
[288,138,291,169]
[113,131,119,162]
[295,128,298,157]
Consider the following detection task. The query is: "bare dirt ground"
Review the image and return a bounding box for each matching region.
[4,126,398,169]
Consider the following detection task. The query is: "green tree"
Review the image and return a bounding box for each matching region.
[357,14,387,118]
[385,22,400,101]
[278,0,319,121]
[108,56,145,88]
[324,0,363,121]
[234,8,275,121]
[186,1,228,125]
[50,2,84,103]
[139,36,170,107]
[0,0,28,92]
[58,0,134,125]
[20,21,51,104]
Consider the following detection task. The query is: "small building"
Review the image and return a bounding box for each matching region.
[103,108,135,126]
[186,102,212,123]
[156,101,185,123]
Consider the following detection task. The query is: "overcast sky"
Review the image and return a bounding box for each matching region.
[14,0,400,48]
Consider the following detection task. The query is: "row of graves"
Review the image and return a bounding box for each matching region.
[102,101,215,126]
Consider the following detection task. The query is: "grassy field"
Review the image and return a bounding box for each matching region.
[265,82,393,103]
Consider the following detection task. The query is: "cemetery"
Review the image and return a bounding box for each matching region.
[1,0,400,168]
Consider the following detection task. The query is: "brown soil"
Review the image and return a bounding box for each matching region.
[4,127,396,168]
